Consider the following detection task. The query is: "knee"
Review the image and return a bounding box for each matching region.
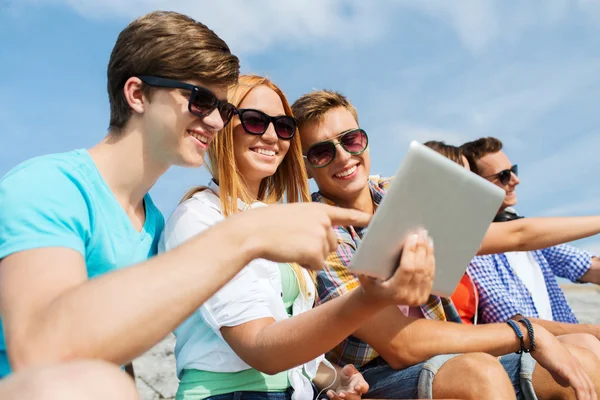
[564,343,600,381]
[559,333,600,360]
[433,353,514,400]
[21,360,139,400]
[455,353,509,386]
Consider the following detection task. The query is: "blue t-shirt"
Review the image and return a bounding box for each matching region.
[0,149,165,376]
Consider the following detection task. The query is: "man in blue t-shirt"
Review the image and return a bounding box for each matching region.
[0,10,382,397]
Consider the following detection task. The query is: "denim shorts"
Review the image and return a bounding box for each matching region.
[203,388,295,400]
[359,352,537,399]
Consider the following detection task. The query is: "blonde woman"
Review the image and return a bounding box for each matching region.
[160,75,435,400]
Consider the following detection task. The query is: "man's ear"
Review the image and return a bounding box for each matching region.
[303,159,314,179]
[123,76,146,115]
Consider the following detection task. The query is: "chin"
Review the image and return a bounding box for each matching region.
[179,154,205,168]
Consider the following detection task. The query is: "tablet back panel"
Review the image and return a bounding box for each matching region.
[350,141,505,297]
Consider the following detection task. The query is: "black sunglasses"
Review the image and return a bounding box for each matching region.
[303,128,368,168]
[236,108,297,140]
[485,164,518,185]
[137,76,236,127]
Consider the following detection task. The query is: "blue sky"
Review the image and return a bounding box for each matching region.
[1,0,600,254]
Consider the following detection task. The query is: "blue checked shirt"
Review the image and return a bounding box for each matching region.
[468,244,594,324]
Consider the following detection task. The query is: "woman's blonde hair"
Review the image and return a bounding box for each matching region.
[181,74,315,294]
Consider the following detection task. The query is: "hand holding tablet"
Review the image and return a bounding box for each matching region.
[358,228,435,307]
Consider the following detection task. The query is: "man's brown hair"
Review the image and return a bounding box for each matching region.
[460,137,504,176]
[107,11,240,132]
[291,90,359,131]
[424,141,464,166]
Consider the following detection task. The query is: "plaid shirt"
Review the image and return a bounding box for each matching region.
[469,244,594,324]
[312,175,461,368]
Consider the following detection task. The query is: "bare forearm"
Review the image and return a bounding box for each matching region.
[522,317,599,338]
[580,258,600,284]
[236,290,386,375]
[391,319,528,368]
[479,216,600,255]
[10,221,257,370]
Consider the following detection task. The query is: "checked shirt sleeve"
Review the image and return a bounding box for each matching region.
[315,226,361,305]
[540,244,593,282]
[468,255,529,323]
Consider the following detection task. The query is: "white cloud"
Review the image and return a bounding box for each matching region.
[432,57,600,141]
[16,0,599,56]
[389,123,469,147]
[539,200,600,217]
[18,0,394,55]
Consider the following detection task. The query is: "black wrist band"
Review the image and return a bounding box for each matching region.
[506,320,525,354]
[518,317,535,352]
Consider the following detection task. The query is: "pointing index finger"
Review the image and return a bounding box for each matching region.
[324,205,372,227]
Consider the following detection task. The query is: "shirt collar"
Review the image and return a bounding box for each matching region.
[311,175,385,208]
[207,179,267,211]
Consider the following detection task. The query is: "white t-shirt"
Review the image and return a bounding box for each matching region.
[504,251,553,320]
[158,181,327,400]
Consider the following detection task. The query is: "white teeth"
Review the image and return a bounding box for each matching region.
[335,165,357,178]
[188,131,209,144]
[253,148,276,156]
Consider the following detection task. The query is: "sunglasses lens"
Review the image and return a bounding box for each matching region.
[190,90,217,117]
[341,129,368,153]
[499,171,512,185]
[511,165,518,177]
[240,110,269,134]
[307,143,336,167]
[274,117,297,139]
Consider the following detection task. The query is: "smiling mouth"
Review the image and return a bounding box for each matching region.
[187,130,210,144]
[334,164,357,178]
[251,148,277,156]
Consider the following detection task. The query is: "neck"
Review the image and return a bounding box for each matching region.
[246,178,261,201]
[88,125,170,211]
[327,184,374,214]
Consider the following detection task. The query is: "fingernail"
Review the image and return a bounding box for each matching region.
[409,233,419,245]
[428,237,434,248]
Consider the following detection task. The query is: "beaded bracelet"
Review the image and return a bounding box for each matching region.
[518,317,536,352]
[506,320,525,354]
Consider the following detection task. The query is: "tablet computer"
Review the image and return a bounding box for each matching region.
[350,141,506,297]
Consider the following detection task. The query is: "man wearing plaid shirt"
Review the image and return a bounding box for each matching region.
[292,90,600,399]
[462,137,600,334]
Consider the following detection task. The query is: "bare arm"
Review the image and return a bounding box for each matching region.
[355,305,531,369]
[513,316,600,339]
[0,218,259,372]
[221,289,387,375]
[354,303,598,398]
[580,257,600,284]
[0,203,371,372]
[478,216,600,255]
[220,230,435,375]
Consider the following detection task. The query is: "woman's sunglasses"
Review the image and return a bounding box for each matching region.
[236,108,297,140]
[303,128,369,168]
[137,76,237,127]
[485,164,518,185]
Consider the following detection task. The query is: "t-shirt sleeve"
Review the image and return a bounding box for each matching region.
[0,163,89,260]
[160,195,273,335]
